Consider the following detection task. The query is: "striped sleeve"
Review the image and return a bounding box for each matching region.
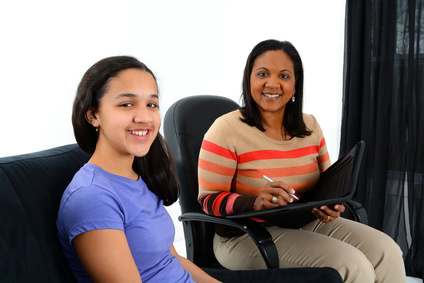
[305,113,331,172]
[198,191,257,216]
[197,115,256,215]
[317,137,331,171]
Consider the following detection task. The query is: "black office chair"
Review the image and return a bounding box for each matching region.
[164,95,347,282]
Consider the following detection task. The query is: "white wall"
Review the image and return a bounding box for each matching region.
[0,0,345,160]
[0,0,346,255]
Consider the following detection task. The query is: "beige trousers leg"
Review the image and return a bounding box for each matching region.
[213,218,406,283]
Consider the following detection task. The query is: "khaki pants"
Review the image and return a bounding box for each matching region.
[213,217,406,283]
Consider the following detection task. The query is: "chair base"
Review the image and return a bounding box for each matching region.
[202,267,343,283]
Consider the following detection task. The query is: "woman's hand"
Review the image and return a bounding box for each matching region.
[253,180,296,211]
[312,204,345,223]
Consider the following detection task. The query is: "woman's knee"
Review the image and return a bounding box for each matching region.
[360,229,404,266]
[347,229,405,282]
[372,233,406,282]
[379,232,403,257]
[338,249,376,283]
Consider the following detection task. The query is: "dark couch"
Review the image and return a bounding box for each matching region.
[0,144,343,283]
[0,144,89,283]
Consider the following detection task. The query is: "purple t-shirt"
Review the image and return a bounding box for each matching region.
[56,164,193,283]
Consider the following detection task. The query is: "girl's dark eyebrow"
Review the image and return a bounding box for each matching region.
[114,93,159,100]
[115,93,136,99]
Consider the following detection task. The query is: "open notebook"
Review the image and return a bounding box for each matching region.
[226,141,365,228]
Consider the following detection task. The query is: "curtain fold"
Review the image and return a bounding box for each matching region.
[341,0,424,278]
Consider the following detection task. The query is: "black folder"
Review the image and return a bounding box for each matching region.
[226,141,365,228]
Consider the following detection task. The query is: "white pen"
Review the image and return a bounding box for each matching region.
[263,175,299,200]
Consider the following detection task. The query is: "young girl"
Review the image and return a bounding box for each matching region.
[57,56,220,283]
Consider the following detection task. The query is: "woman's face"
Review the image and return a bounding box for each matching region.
[250,50,296,118]
[90,68,160,160]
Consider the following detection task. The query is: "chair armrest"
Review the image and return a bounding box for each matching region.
[179,212,279,269]
[344,199,368,224]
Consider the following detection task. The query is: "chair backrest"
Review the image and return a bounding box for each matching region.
[0,144,90,283]
[164,95,239,214]
[164,95,239,266]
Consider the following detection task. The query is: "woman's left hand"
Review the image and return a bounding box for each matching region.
[312,204,345,223]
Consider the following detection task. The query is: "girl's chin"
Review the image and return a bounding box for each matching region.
[131,147,151,158]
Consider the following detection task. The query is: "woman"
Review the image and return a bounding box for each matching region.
[57,56,220,283]
[198,40,406,283]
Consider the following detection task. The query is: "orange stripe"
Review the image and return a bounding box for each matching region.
[234,179,318,193]
[317,152,330,165]
[238,145,320,164]
[291,180,318,191]
[199,177,231,192]
[201,194,212,213]
[238,162,319,179]
[234,181,262,195]
[198,158,235,176]
[201,140,236,160]
[226,193,239,214]
[320,137,326,148]
[212,192,231,216]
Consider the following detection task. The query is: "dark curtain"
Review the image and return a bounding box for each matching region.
[341,0,424,278]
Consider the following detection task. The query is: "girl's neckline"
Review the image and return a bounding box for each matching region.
[85,163,140,182]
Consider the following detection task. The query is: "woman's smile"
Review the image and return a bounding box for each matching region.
[262,92,282,98]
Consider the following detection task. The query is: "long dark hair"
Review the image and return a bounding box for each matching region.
[72,55,179,205]
[240,39,311,137]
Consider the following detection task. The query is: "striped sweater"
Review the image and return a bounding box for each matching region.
[198,110,331,218]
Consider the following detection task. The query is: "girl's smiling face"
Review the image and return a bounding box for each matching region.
[250,50,296,118]
[90,68,160,161]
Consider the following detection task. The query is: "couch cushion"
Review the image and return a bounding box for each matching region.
[0,144,90,283]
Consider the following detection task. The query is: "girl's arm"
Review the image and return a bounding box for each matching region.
[171,245,221,283]
[73,229,142,283]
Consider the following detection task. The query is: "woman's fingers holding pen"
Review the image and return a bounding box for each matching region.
[266,180,296,203]
[253,188,284,210]
[253,182,295,211]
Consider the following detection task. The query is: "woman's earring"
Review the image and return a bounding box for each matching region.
[92,121,99,132]
[292,95,295,102]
